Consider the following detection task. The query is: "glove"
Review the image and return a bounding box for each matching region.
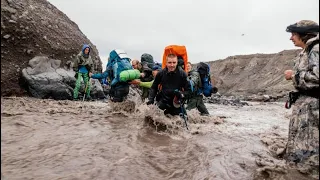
[146,100,154,105]
[212,87,218,94]
[173,89,184,100]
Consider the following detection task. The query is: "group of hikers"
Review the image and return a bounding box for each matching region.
[72,43,218,117]
[71,19,319,177]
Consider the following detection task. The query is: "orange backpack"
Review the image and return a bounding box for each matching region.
[162,45,188,72]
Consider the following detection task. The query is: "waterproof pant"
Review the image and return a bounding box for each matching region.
[186,95,209,115]
[141,87,150,102]
[73,72,90,99]
[109,84,130,102]
[285,96,319,177]
[157,99,186,116]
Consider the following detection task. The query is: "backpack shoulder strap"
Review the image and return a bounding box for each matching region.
[157,69,166,91]
[306,39,319,53]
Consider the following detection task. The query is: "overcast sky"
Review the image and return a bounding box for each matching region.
[49,0,319,67]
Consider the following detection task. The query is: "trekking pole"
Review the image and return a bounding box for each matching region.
[179,99,189,130]
[82,78,90,101]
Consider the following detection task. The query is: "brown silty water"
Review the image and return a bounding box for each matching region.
[1,96,315,180]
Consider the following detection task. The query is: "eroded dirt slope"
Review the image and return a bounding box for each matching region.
[1,0,102,96]
[208,49,300,97]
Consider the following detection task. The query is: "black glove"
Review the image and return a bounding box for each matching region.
[147,100,154,105]
[212,87,218,94]
[173,89,184,100]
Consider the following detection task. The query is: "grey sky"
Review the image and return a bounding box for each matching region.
[49,0,319,67]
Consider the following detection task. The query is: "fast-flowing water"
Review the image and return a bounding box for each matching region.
[1,97,314,180]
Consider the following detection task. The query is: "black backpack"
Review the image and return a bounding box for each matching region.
[197,62,214,97]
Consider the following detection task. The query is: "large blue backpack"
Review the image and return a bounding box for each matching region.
[107,49,133,86]
[197,62,214,97]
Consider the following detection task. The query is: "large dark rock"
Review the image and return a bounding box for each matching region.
[1,0,102,96]
[21,56,105,100]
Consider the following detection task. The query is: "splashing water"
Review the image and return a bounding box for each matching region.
[1,97,315,179]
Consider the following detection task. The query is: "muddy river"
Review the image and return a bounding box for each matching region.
[1,97,314,179]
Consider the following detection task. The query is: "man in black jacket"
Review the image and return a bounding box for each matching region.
[147,54,189,116]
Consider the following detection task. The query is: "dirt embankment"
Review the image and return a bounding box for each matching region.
[1,0,301,99]
[1,0,102,96]
[208,49,300,97]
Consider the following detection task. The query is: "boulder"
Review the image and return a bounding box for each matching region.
[21,56,105,100]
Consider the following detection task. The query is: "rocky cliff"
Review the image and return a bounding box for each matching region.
[208,49,300,98]
[1,0,102,96]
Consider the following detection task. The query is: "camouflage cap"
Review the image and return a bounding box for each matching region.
[296,20,318,27]
[286,20,319,35]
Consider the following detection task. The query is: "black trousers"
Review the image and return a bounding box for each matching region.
[157,99,186,116]
[109,84,129,102]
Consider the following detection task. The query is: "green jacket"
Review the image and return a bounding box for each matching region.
[73,52,93,73]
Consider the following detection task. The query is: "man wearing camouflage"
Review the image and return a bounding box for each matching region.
[284,20,319,178]
[186,62,210,115]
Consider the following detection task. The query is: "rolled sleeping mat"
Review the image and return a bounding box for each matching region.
[119,69,141,82]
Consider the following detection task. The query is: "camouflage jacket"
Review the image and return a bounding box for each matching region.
[188,70,202,95]
[292,34,319,91]
[73,52,94,73]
